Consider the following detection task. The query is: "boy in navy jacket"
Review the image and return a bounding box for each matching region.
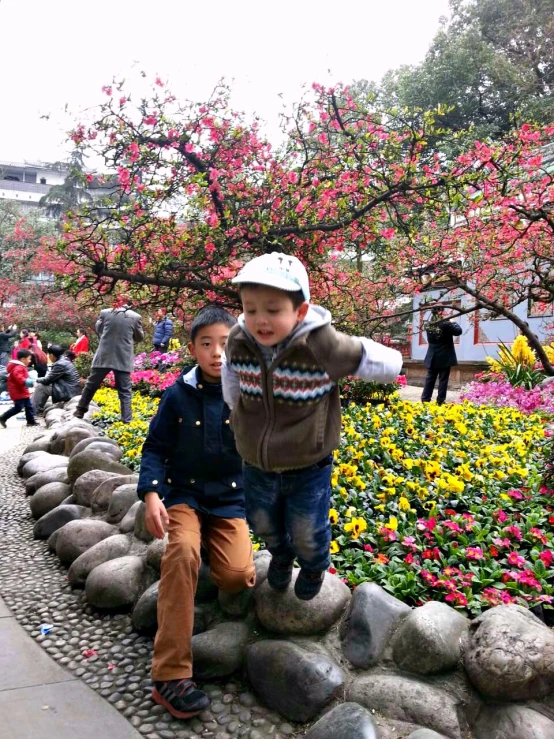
[137,306,255,719]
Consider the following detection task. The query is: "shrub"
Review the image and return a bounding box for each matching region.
[73,351,93,379]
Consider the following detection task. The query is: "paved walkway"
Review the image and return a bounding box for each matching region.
[398,384,461,404]
[0,595,142,739]
[0,418,142,739]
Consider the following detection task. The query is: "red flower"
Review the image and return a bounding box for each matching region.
[539,550,553,567]
[489,545,499,558]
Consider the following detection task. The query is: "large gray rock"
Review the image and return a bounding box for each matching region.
[347,674,469,739]
[218,587,254,617]
[341,582,412,668]
[18,451,48,475]
[253,549,271,590]
[23,435,54,454]
[90,474,139,514]
[25,467,70,495]
[192,622,249,680]
[119,501,141,534]
[48,420,98,454]
[78,441,122,462]
[73,470,120,507]
[304,702,378,739]
[70,435,120,459]
[43,408,66,427]
[33,504,89,539]
[63,426,101,455]
[408,731,450,739]
[255,569,350,635]
[145,537,167,572]
[68,534,131,586]
[473,704,554,739]
[85,555,145,609]
[106,484,139,523]
[133,502,154,543]
[47,529,61,552]
[247,640,344,722]
[22,454,68,479]
[29,482,71,519]
[392,601,469,675]
[51,426,97,456]
[464,605,554,700]
[55,519,117,565]
[132,581,159,633]
[67,449,132,485]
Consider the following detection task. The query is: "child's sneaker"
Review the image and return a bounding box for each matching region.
[152,679,209,719]
[267,556,294,591]
[294,569,324,600]
[0,417,6,429]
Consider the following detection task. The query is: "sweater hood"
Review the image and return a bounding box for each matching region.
[237,304,332,358]
[7,360,26,369]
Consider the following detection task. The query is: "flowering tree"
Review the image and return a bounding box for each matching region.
[55,78,482,330]
[386,125,554,374]
[0,202,94,332]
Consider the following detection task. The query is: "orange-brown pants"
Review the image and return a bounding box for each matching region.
[151,503,255,681]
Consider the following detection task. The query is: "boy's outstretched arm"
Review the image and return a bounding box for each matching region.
[221,355,240,410]
[356,338,403,383]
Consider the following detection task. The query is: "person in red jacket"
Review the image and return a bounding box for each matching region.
[0,349,38,428]
[70,328,89,355]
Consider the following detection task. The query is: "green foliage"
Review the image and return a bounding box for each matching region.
[340,378,400,405]
[491,342,547,390]
[73,351,93,379]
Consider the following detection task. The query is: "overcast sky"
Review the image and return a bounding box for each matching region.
[1,0,450,164]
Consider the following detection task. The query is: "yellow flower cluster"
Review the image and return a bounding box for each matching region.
[328,397,545,553]
[487,335,541,373]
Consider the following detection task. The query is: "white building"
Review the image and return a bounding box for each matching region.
[0,160,68,213]
[411,288,552,363]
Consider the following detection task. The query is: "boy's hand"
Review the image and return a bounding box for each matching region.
[144,492,169,539]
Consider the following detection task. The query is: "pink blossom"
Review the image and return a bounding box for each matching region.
[466,546,484,560]
[539,550,554,567]
[507,552,526,568]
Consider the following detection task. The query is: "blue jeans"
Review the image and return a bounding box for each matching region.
[243,455,333,573]
[1,397,35,424]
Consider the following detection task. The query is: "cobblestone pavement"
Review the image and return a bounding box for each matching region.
[0,428,303,739]
[397,384,461,404]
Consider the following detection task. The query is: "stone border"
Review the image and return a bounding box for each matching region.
[11,399,554,739]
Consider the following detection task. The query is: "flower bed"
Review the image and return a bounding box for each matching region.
[461,379,554,415]
[93,386,553,615]
[330,399,552,615]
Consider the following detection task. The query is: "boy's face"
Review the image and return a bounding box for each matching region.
[188,322,231,383]
[21,356,32,367]
[241,286,309,347]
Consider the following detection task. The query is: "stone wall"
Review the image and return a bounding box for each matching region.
[17,398,554,739]
[402,360,488,389]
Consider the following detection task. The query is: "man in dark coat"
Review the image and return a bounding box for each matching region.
[421,307,462,405]
[33,345,82,414]
[153,310,174,352]
[74,301,144,422]
[0,324,17,366]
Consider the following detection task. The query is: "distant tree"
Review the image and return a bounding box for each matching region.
[377,0,554,139]
[40,149,92,218]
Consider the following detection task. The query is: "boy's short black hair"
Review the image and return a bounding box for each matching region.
[48,344,64,359]
[238,283,306,309]
[190,306,236,343]
[17,349,32,360]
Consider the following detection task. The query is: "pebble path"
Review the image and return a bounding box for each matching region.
[0,428,302,739]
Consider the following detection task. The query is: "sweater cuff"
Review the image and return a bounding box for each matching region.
[356,338,403,383]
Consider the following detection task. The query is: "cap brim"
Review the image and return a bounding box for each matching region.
[232,273,302,293]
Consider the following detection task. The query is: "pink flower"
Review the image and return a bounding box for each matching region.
[101,85,112,96]
[507,488,524,500]
[539,550,554,567]
[507,552,526,568]
[505,525,523,541]
[466,546,484,560]
[143,115,158,126]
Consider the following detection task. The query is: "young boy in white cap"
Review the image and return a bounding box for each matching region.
[223,252,402,600]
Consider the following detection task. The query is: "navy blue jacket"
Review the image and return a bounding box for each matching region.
[137,366,244,518]
[153,318,174,347]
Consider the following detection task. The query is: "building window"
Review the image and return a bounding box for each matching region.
[40,178,46,185]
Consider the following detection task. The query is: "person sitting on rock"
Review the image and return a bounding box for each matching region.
[0,349,38,428]
[137,305,255,720]
[32,344,82,415]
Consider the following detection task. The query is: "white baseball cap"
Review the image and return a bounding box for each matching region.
[232,252,310,302]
